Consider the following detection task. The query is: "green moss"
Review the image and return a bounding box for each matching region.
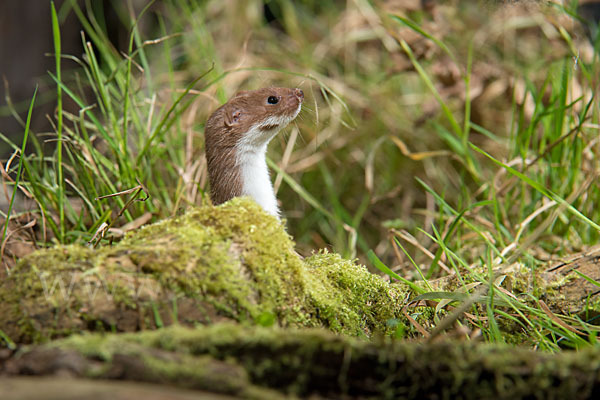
[52,329,251,394]
[302,250,406,336]
[10,323,600,399]
[0,198,410,343]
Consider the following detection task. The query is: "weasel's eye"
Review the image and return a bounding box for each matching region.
[267,96,279,104]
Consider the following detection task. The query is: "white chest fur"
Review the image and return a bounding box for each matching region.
[238,144,279,217]
[232,104,302,218]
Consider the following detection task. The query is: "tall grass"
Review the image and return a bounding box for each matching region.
[2,1,216,245]
[373,1,600,348]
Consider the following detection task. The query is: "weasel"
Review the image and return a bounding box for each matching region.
[204,87,304,217]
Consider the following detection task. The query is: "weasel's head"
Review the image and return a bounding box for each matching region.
[205,87,304,149]
[204,87,304,212]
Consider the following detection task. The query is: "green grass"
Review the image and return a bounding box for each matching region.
[1,0,600,349]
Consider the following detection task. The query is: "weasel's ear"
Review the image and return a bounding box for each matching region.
[223,104,242,127]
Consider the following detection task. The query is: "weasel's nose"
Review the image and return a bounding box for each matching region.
[294,88,304,101]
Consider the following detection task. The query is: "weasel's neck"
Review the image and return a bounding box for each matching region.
[237,144,279,218]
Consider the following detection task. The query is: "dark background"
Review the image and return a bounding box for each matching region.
[0,0,139,157]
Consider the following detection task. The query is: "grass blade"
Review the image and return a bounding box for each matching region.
[367,249,425,294]
[1,87,38,253]
[51,1,65,242]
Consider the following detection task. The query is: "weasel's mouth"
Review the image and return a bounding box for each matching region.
[260,123,280,131]
[293,102,302,118]
[256,102,302,132]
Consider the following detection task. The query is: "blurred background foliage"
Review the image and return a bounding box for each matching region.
[1,0,599,280]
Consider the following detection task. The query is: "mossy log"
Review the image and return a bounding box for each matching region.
[427,246,600,322]
[3,198,600,397]
[3,323,600,399]
[2,197,600,346]
[0,198,407,344]
[542,248,600,314]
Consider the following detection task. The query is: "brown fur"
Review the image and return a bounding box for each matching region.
[204,87,304,205]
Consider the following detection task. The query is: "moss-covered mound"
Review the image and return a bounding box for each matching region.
[4,323,600,399]
[0,198,407,344]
